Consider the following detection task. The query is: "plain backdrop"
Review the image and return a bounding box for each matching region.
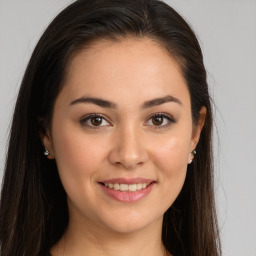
[0,1,256,255]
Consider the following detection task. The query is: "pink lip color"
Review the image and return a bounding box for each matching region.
[98,178,155,202]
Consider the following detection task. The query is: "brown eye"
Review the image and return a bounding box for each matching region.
[152,116,164,126]
[80,114,111,128]
[146,113,175,128]
[91,116,103,126]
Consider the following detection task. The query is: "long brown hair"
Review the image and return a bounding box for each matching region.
[0,0,221,255]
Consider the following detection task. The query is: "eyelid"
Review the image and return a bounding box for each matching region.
[79,112,175,129]
[145,112,176,128]
[80,113,112,128]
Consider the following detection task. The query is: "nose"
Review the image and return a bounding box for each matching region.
[108,125,148,169]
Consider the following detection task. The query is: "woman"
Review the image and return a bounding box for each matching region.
[0,0,221,255]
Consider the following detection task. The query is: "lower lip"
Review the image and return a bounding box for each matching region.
[99,182,155,202]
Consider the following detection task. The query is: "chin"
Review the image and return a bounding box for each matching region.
[97,208,164,235]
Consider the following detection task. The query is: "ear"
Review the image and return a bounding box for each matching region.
[190,106,207,151]
[40,127,55,160]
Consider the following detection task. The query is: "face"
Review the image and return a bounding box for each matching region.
[43,38,205,234]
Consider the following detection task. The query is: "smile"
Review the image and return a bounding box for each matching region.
[103,183,148,192]
[99,178,155,202]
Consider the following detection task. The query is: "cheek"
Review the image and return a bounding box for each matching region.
[150,134,190,205]
[51,124,107,194]
[152,134,190,174]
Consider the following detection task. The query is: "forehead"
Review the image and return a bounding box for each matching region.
[58,37,190,108]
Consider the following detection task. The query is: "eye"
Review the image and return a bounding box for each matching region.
[80,114,111,128]
[146,113,175,128]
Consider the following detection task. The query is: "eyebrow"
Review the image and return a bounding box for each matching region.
[141,95,182,109]
[70,95,182,109]
[70,97,117,108]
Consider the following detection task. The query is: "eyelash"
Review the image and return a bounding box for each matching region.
[80,114,110,129]
[79,113,175,129]
[146,112,176,129]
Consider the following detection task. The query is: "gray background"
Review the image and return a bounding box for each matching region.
[0,1,255,255]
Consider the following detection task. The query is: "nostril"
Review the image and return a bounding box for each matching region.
[113,160,144,169]
[108,143,148,169]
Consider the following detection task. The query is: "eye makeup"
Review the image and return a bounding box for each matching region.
[79,112,176,130]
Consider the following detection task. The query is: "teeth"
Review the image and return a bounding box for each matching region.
[113,183,119,190]
[136,183,142,190]
[120,184,129,191]
[129,184,137,192]
[104,183,149,191]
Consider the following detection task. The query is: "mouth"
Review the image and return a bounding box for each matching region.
[98,178,156,202]
[100,182,153,192]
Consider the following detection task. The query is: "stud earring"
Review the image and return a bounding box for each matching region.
[44,148,50,157]
[188,150,197,164]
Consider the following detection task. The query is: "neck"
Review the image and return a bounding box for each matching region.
[51,214,168,256]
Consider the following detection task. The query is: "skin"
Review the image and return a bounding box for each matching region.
[43,37,206,256]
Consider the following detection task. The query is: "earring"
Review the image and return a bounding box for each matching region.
[44,148,50,157]
[188,150,196,164]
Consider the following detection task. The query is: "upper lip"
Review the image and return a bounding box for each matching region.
[99,178,155,184]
